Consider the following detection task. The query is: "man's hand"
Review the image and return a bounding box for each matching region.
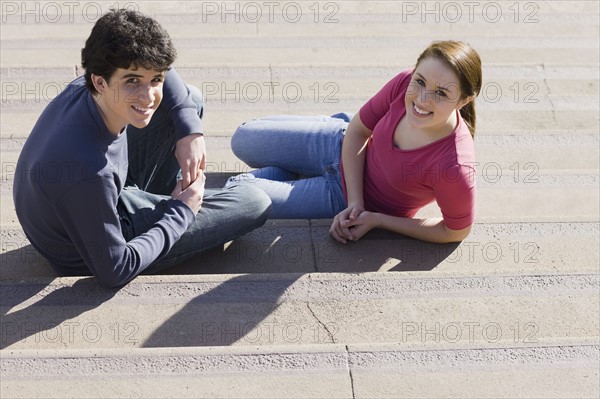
[175,133,206,190]
[329,204,365,244]
[171,170,205,214]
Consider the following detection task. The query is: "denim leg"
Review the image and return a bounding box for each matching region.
[118,184,271,273]
[231,114,349,176]
[230,167,345,219]
[116,85,271,272]
[227,114,349,218]
[250,166,299,181]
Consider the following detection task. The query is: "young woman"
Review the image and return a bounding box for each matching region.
[227,40,482,244]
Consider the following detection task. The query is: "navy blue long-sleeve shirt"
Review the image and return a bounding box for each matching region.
[13,68,201,287]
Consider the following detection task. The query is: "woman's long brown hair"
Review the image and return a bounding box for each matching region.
[416,41,482,138]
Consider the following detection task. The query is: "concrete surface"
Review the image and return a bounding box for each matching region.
[2,344,598,398]
[1,273,598,349]
[1,0,599,398]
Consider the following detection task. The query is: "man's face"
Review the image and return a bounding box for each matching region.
[96,67,165,134]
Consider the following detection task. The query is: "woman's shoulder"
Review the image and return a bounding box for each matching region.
[428,121,476,175]
[389,67,415,93]
[395,67,415,81]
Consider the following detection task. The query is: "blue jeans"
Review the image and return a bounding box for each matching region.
[226,114,350,219]
[118,85,272,273]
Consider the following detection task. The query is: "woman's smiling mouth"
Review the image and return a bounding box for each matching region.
[413,102,432,117]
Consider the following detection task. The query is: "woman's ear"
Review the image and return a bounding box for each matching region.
[90,74,106,94]
[457,95,475,110]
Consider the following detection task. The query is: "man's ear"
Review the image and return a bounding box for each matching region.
[90,74,106,94]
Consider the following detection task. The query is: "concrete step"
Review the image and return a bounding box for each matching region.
[1,343,598,398]
[3,17,598,40]
[1,0,599,397]
[1,272,598,349]
[3,132,599,225]
[2,46,599,68]
[0,107,600,138]
[4,109,600,137]
[3,89,599,112]
[3,108,599,136]
[3,64,599,81]
[2,2,598,38]
[2,63,599,136]
[3,179,599,225]
[2,219,599,280]
[5,36,599,51]
[1,0,598,22]
[3,78,599,106]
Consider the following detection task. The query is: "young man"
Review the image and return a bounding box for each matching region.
[13,9,271,287]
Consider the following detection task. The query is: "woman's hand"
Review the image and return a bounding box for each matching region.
[329,204,366,243]
[340,211,378,242]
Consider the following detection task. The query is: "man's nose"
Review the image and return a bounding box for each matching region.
[139,84,156,103]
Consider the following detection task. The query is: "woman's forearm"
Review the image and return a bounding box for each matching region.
[374,213,472,243]
[341,114,372,206]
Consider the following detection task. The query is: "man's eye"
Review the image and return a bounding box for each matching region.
[152,78,163,83]
[126,78,139,84]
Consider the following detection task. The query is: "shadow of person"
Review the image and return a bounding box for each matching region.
[1,243,58,324]
[2,187,462,350]
[313,227,462,273]
[142,227,462,348]
[142,273,302,347]
[159,219,461,276]
[1,243,57,283]
[1,278,119,349]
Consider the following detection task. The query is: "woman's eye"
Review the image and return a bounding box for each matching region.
[416,79,425,86]
[436,90,448,98]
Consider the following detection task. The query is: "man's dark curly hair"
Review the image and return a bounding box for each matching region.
[81,9,176,93]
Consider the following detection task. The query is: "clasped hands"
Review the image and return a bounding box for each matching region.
[329,204,378,244]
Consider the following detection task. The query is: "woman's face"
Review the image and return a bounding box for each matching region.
[404,56,471,134]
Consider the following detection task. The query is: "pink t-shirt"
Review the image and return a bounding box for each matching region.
[343,68,477,230]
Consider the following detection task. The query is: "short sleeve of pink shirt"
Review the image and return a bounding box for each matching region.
[352,68,477,230]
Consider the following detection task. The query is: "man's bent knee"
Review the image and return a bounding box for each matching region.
[230,184,272,223]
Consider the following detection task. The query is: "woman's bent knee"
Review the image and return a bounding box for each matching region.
[231,120,259,160]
